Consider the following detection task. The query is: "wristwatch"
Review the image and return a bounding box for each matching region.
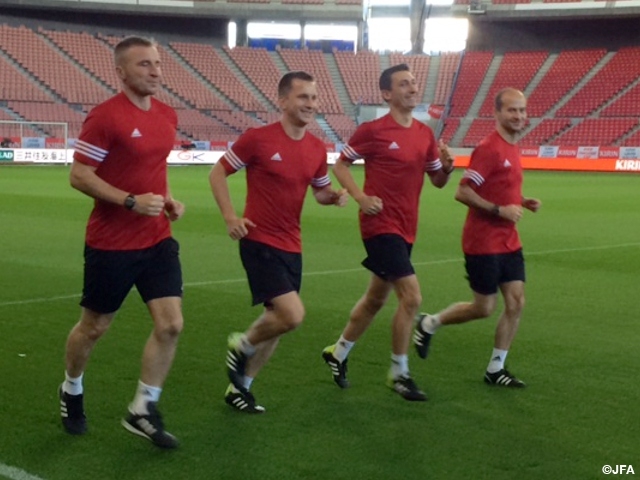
[491,204,500,216]
[124,194,136,210]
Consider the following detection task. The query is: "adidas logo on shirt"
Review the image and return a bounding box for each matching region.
[271,153,282,161]
[503,159,512,168]
[131,128,142,138]
[388,142,400,150]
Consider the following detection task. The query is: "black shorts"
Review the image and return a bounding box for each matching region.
[81,237,183,314]
[361,234,415,282]
[239,238,302,306]
[464,249,525,296]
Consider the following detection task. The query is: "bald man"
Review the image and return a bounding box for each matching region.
[413,88,541,388]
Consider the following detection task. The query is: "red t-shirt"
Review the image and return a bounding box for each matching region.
[340,114,441,243]
[74,93,177,250]
[220,122,330,253]
[460,130,523,255]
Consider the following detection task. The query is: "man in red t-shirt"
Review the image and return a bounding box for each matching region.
[59,36,184,448]
[321,64,454,401]
[414,88,541,388]
[209,71,348,413]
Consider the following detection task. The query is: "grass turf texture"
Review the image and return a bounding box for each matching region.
[0,165,638,480]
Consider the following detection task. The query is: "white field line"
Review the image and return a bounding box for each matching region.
[0,463,46,480]
[1,242,638,308]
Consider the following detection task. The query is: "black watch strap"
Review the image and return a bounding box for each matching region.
[124,194,136,210]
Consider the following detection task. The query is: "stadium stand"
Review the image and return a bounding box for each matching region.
[448,51,493,117]
[41,28,184,109]
[433,52,460,106]
[600,82,640,117]
[461,118,496,147]
[8,101,85,138]
[526,49,607,117]
[282,0,324,4]
[439,117,460,144]
[176,109,239,142]
[2,18,640,149]
[552,118,638,145]
[170,42,268,112]
[334,50,381,104]
[0,108,40,138]
[0,54,53,102]
[223,46,282,109]
[99,33,231,111]
[324,113,358,142]
[621,129,640,147]
[477,51,548,117]
[556,47,640,117]
[40,29,119,92]
[0,24,111,105]
[155,44,232,111]
[520,118,572,145]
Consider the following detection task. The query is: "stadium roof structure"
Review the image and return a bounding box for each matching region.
[0,0,363,22]
[3,0,640,24]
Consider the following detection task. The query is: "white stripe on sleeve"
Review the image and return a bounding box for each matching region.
[463,169,484,186]
[74,140,108,163]
[223,148,247,171]
[311,174,331,188]
[341,144,362,162]
[425,158,443,171]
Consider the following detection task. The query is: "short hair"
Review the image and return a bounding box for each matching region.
[379,63,411,91]
[495,88,524,112]
[278,71,315,98]
[114,36,156,65]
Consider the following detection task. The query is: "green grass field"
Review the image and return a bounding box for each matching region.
[0,165,638,480]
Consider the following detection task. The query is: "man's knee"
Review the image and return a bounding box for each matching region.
[504,294,525,318]
[148,298,184,341]
[78,310,113,341]
[272,295,305,332]
[501,281,525,318]
[470,295,496,319]
[399,290,422,313]
[156,316,184,339]
[394,275,422,314]
[361,289,390,315]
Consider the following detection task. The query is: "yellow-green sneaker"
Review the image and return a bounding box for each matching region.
[322,345,350,389]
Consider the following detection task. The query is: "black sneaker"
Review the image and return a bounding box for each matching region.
[484,369,526,388]
[59,384,87,435]
[224,384,266,414]
[387,373,427,401]
[322,345,350,389]
[413,313,434,359]
[122,403,179,449]
[226,333,249,392]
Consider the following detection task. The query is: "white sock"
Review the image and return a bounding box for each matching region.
[421,314,441,334]
[391,354,409,379]
[332,335,355,362]
[130,380,162,415]
[243,376,254,390]
[63,372,84,396]
[487,349,508,373]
